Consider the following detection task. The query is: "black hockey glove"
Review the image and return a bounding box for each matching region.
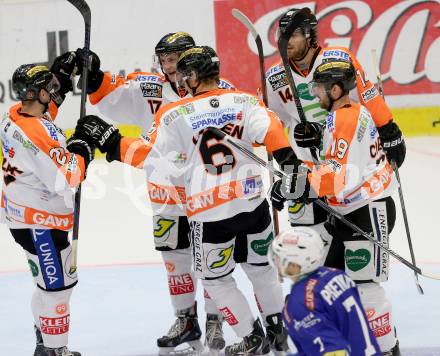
[75,48,104,94]
[74,115,121,155]
[378,121,406,168]
[269,179,286,211]
[272,147,298,171]
[50,51,77,96]
[66,136,95,169]
[294,121,323,148]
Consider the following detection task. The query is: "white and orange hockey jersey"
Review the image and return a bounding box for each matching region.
[308,102,397,214]
[113,89,290,222]
[89,71,234,134]
[89,71,235,216]
[266,46,393,163]
[0,104,86,231]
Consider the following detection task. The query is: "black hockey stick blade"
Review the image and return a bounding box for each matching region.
[67,0,91,24]
[207,126,440,281]
[67,0,92,274]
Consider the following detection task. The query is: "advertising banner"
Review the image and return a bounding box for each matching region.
[0,0,438,136]
[214,0,440,135]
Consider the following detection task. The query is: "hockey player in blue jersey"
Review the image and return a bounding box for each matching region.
[269,226,381,355]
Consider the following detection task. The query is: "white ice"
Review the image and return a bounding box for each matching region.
[1,137,440,355]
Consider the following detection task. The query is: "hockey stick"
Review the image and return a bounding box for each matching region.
[371,49,424,294]
[207,126,440,281]
[67,0,91,274]
[232,8,279,236]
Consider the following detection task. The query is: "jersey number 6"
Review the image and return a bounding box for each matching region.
[199,130,236,175]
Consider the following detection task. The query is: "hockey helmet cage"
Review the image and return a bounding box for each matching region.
[177,46,220,81]
[311,59,356,93]
[12,64,60,101]
[155,32,196,56]
[269,226,324,278]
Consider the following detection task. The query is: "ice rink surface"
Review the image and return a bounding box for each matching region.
[1,137,440,355]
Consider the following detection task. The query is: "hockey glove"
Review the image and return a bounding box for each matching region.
[75,48,104,94]
[378,121,406,168]
[272,147,299,171]
[293,121,323,148]
[269,180,287,211]
[74,115,121,155]
[50,51,77,96]
[66,136,95,169]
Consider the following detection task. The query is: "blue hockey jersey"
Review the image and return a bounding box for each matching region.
[283,267,381,355]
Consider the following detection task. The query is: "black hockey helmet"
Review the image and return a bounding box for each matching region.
[177,46,220,81]
[278,7,318,47]
[12,64,60,101]
[311,59,356,94]
[155,32,196,56]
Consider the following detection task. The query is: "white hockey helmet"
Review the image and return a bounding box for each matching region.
[269,226,325,278]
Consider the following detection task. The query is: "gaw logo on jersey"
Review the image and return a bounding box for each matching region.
[154,218,176,239]
[251,232,273,256]
[207,245,234,273]
[345,249,371,271]
[297,83,315,101]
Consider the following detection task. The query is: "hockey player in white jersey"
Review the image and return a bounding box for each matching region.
[267,7,405,227]
[71,45,297,355]
[58,33,233,354]
[271,59,400,355]
[266,8,404,355]
[1,62,94,356]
